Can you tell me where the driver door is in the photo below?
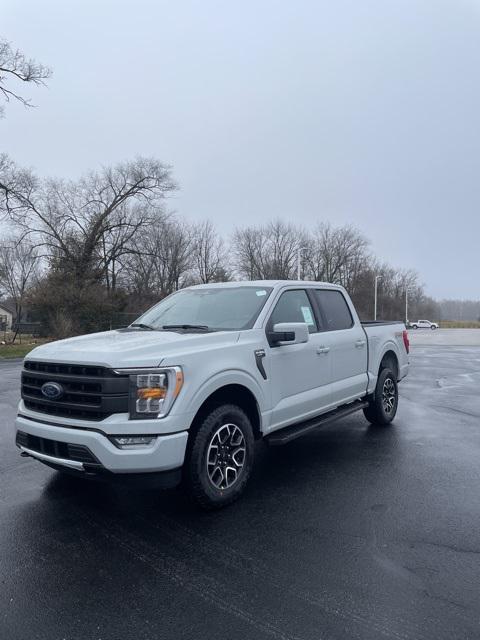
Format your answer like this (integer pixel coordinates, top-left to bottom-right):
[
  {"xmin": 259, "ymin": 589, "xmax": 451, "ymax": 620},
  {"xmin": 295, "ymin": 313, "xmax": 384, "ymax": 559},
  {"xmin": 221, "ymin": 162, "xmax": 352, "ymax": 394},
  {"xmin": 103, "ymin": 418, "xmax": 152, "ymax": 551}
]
[{"xmin": 265, "ymin": 289, "xmax": 332, "ymax": 432}]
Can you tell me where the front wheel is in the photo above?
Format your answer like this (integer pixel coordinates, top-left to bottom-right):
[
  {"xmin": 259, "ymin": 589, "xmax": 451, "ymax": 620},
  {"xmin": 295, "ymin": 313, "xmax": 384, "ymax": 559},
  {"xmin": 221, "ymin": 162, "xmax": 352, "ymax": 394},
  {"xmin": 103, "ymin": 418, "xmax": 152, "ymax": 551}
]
[
  {"xmin": 431, "ymin": 325, "xmax": 437, "ymax": 330},
  {"xmin": 363, "ymin": 368, "xmax": 398, "ymax": 426},
  {"xmin": 184, "ymin": 404, "xmax": 254, "ymax": 509}
]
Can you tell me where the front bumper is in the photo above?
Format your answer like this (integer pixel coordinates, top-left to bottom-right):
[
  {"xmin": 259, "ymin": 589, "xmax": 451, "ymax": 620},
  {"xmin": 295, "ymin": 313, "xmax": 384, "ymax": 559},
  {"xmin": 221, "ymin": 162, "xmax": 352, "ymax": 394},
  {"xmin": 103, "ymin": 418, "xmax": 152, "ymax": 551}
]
[{"xmin": 15, "ymin": 414, "xmax": 188, "ymax": 476}]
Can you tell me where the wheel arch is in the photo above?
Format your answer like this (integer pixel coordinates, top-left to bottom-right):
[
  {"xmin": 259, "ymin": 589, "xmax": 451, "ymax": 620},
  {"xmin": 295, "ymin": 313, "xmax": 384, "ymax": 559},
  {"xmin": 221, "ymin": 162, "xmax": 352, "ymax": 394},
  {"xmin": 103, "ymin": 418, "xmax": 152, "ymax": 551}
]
[
  {"xmin": 189, "ymin": 383, "xmax": 262, "ymax": 440},
  {"xmin": 379, "ymin": 349, "xmax": 399, "ymax": 381}
]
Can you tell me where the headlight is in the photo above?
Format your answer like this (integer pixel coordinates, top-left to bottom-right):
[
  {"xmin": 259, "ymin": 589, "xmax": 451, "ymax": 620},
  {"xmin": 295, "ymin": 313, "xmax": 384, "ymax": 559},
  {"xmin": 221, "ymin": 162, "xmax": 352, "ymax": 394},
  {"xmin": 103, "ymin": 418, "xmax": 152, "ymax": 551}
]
[{"xmin": 114, "ymin": 366, "xmax": 183, "ymax": 419}]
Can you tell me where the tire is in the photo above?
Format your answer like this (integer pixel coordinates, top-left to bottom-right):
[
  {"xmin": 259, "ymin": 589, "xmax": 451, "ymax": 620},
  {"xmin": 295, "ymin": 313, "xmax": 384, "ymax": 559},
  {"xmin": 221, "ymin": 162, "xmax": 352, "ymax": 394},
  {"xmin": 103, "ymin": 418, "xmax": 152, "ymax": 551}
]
[
  {"xmin": 412, "ymin": 324, "xmax": 418, "ymax": 329},
  {"xmin": 363, "ymin": 367, "xmax": 398, "ymax": 426},
  {"xmin": 431, "ymin": 325, "xmax": 437, "ymax": 330},
  {"xmin": 184, "ymin": 404, "xmax": 254, "ymax": 509}
]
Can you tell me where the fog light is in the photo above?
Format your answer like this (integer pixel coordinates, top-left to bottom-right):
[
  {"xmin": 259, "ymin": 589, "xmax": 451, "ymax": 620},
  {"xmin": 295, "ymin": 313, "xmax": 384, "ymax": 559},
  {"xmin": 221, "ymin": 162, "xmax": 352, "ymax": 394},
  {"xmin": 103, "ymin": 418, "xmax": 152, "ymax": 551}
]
[{"xmin": 110, "ymin": 436, "xmax": 157, "ymax": 449}]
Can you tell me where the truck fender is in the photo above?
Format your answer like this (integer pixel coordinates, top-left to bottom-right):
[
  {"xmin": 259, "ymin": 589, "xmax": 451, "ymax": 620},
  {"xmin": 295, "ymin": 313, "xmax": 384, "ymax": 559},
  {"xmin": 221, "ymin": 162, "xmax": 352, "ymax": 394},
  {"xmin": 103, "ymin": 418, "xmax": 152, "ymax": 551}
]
[
  {"xmin": 183, "ymin": 368, "xmax": 266, "ymax": 425},
  {"xmin": 368, "ymin": 341, "xmax": 400, "ymax": 393}
]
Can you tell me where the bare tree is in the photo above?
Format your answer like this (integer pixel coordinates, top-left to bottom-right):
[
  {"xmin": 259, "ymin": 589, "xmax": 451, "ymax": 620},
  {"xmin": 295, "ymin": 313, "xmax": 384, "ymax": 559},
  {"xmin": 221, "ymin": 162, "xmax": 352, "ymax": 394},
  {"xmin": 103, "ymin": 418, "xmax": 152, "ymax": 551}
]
[
  {"xmin": 124, "ymin": 216, "xmax": 193, "ymax": 306},
  {"xmin": 303, "ymin": 223, "xmax": 369, "ymax": 288},
  {"xmin": 348, "ymin": 259, "xmax": 426, "ymax": 321},
  {"xmin": 0, "ymin": 156, "xmax": 176, "ymax": 334},
  {"xmin": 0, "ymin": 39, "xmax": 51, "ymax": 117},
  {"xmin": 233, "ymin": 220, "xmax": 304, "ymax": 280},
  {"xmin": 191, "ymin": 220, "xmax": 229, "ymax": 283},
  {"xmin": 0, "ymin": 237, "xmax": 40, "ymax": 341},
  {"xmin": 0, "ymin": 156, "xmax": 176, "ymax": 274},
  {"xmin": 231, "ymin": 226, "xmax": 266, "ymax": 280},
  {"xmin": 98, "ymin": 201, "xmax": 166, "ymax": 295}
]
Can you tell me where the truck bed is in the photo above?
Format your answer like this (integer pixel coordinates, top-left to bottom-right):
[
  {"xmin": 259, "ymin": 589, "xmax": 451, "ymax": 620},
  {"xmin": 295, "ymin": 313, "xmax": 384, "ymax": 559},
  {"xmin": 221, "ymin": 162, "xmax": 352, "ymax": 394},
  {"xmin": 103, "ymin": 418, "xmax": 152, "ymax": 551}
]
[
  {"xmin": 362, "ymin": 320, "xmax": 409, "ymax": 392},
  {"xmin": 361, "ymin": 321, "xmax": 403, "ymax": 326}
]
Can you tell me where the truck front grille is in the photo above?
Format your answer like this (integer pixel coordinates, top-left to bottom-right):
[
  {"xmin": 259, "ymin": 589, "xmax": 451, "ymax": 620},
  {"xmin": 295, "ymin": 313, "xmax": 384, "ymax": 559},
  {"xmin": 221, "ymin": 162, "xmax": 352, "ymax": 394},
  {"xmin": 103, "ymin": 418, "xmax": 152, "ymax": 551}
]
[
  {"xmin": 16, "ymin": 430, "xmax": 100, "ymax": 464},
  {"xmin": 21, "ymin": 361, "xmax": 129, "ymax": 421}
]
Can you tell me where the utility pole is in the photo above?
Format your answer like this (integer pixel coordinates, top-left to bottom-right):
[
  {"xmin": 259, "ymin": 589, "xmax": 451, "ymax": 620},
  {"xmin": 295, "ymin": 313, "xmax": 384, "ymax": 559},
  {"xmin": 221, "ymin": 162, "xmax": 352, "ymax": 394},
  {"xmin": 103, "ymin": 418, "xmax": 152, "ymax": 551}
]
[
  {"xmin": 374, "ymin": 275, "xmax": 382, "ymax": 321},
  {"xmin": 405, "ymin": 287, "xmax": 410, "ymax": 326},
  {"xmin": 297, "ymin": 247, "xmax": 303, "ymax": 280}
]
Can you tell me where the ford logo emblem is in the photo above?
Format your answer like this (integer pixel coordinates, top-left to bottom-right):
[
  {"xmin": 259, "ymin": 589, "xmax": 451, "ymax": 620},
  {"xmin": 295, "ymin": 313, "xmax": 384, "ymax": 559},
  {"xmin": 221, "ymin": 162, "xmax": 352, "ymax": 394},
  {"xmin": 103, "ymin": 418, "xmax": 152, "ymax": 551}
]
[{"xmin": 41, "ymin": 381, "xmax": 64, "ymax": 400}]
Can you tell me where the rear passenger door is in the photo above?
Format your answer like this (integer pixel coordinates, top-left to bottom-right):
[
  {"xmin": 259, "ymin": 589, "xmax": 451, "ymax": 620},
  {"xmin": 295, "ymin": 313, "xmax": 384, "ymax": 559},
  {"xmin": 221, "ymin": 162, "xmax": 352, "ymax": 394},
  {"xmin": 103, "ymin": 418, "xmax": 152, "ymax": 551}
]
[{"xmin": 312, "ymin": 289, "xmax": 368, "ymax": 406}]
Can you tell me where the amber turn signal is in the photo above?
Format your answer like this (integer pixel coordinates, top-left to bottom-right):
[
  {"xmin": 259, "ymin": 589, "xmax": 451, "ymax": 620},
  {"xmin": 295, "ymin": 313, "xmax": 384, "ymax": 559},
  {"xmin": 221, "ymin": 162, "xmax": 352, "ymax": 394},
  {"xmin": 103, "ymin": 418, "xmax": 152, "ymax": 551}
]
[{"xmin": 137, "ymin": 388, "xmax": 166, "ymax": 400}]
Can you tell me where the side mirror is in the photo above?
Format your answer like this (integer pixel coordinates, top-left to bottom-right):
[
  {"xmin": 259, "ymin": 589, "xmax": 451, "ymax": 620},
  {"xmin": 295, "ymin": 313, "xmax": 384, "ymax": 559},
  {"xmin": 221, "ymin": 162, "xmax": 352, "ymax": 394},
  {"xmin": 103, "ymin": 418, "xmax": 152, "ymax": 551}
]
[{"xmin": 269, "ymin": 322, "xmax": 309, "ymax": 346}]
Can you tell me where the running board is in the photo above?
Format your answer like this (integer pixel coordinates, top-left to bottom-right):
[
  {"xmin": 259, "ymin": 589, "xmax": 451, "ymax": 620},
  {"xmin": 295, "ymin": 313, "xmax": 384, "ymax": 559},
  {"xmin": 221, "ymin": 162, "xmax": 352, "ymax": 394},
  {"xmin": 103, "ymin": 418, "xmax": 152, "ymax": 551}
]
[{"xmin": 265, "ymin": 400, "xmax": 370, "ymax": 446}]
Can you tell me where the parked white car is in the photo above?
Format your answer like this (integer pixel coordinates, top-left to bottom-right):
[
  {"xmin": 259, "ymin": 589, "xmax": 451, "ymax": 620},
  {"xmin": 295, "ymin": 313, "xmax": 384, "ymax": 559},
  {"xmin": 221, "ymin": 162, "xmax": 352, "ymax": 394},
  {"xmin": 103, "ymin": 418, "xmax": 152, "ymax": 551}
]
[
  {"xmin": 16, "ymin": 281, "xmax": 409, "ymax": 508},
  {"xmin": 410, "ymin": 319, "xmax": 438, "ymax": 330}
]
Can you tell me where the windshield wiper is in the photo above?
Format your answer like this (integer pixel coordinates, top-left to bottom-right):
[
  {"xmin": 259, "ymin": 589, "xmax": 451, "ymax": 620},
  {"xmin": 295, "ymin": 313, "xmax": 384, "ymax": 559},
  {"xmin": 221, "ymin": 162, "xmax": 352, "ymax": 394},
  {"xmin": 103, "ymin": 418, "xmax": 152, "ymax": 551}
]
[
  {"xmin": 162, "ymin": 324, "xmax": 210, "ymax": 332},
  {"xmin": 129, "ymin": 323, "xmax": 155, "ymax": 330}
]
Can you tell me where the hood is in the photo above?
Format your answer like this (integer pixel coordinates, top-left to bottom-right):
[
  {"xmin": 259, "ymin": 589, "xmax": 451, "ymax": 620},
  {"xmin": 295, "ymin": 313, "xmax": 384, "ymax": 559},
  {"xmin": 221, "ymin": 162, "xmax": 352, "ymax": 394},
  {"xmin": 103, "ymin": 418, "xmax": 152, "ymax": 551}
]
[{"xmin": 26, "ymin": 329, "xmax": 240, "ymax": 369}]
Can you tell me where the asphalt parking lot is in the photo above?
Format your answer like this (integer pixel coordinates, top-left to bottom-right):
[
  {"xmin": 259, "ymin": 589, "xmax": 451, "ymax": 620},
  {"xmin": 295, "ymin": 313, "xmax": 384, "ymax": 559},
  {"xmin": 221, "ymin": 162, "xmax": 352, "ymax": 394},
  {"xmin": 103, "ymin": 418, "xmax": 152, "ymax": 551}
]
[{"xmin": 1, "ymin": 330, "xmax": 480, "ymax": 640}]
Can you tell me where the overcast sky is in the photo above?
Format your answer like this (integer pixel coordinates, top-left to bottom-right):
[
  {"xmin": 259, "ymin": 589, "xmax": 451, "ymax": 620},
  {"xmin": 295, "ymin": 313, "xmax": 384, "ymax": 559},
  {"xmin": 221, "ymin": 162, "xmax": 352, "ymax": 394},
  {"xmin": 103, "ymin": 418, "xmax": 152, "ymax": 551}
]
[{"xmin": 2, "ymin": 0, "xmax": 480, "ymax": 299}]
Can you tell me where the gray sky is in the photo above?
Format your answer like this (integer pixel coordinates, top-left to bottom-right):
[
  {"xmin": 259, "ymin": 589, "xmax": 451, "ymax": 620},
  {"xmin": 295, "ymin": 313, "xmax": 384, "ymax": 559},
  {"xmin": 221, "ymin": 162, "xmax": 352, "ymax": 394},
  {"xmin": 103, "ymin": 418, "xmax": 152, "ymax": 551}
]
[{"xmin": 2, "ymin": 0, "xmax": 480, "ymax": 299}]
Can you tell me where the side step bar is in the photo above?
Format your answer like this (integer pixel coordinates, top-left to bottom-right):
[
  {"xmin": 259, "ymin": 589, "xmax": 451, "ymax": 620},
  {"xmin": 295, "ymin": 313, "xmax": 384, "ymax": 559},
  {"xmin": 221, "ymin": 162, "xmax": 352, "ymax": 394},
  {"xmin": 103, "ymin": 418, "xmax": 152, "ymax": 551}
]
[{"xmin": 265, "ymin": 400, "xmax": 370, "ymax": 446}]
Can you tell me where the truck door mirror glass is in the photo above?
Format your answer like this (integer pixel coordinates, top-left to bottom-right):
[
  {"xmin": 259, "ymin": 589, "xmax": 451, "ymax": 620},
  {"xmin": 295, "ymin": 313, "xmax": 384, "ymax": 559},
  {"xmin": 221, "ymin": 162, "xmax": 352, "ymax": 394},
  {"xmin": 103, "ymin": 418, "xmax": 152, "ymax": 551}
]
[{"xmin": 269, "ymin": 322, "xmax": 309, "ymax": 346}]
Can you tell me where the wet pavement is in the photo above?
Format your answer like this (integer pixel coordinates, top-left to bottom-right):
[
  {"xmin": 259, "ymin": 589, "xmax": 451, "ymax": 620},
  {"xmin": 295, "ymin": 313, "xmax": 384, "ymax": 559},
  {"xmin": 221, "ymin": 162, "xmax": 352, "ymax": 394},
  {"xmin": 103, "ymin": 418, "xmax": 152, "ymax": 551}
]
[
  {"xmin": 1, "ymin": 334, "xmax": 480, "ymax": 640},
  {"xmin": 409, "ymin": 327, "xmax": 480, "ymax": 346}
]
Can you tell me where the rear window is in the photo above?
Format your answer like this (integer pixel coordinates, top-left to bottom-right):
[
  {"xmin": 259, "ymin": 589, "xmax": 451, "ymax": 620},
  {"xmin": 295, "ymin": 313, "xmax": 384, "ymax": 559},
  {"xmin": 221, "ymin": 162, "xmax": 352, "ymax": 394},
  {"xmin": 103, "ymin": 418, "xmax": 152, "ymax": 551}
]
[{"xmin": 314, "ymin": 290, "xmax": 353, "ymax": 331}]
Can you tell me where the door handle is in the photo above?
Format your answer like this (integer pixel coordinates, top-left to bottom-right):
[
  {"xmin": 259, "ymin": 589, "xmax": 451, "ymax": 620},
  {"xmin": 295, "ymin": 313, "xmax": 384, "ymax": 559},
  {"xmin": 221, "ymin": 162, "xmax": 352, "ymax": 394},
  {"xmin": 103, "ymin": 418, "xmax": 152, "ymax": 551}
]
[
  {"xmin": 355, "ymin": 340, "xmax": 366, "ymax": 348},
  {"xmin": 316, "ymin": 346, "xmax": 330, "ymax": 355}
]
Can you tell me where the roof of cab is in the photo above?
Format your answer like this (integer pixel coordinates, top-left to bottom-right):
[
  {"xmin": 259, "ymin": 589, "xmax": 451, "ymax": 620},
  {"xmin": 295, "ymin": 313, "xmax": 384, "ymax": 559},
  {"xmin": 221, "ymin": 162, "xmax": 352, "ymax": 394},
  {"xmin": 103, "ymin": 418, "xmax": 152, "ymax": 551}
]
[{"xmin": 188, "ymin": 280, "xmax": 341, "ymax": 290}]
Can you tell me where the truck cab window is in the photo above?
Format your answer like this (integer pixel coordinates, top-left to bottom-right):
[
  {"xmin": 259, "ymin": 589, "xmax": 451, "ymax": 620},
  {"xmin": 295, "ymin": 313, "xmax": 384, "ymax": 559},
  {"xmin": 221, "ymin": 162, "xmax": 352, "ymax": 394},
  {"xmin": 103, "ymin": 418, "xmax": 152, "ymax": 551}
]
[
  {"xmin": 314, "ymin": 289, "xmax": 353, "ymax": 331},
  {"xmin": 269, "ymin": 289, "xmax": 317, "ymax": 333}
]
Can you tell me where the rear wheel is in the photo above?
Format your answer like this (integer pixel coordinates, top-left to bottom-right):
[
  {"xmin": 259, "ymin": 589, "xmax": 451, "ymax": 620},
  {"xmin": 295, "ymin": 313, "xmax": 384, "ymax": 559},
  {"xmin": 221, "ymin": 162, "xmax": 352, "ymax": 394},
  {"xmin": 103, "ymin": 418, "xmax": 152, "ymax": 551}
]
[
  {"xmin": 363, "ymin": 368, "xmax": 398, "ymax": 426},
  {"xmin": 184, "ymin": 404, "xmax": 254, "ymax": 509},
  {"xmin": 412, "ymin": 324, "xmax": 418, "ymax": 329}
]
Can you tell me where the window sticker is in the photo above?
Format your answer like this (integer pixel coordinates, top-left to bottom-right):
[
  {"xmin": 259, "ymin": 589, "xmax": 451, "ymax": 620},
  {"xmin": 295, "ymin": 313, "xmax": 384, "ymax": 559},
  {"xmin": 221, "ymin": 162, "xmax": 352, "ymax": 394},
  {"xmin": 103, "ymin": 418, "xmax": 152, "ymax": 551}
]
[
  {"xmin": 256, "ymin": 290, "xmax": 267, "ymax": 297},
  {"xmin": 301, "ymin": 306, "xmax": 314, "ymax": 325}
]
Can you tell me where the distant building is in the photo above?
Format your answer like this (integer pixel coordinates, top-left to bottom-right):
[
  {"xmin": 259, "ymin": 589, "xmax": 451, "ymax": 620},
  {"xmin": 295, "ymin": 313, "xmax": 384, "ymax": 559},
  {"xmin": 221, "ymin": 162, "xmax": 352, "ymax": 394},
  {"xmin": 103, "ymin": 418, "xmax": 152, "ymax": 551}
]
[{"xmin": 0, "ymin": 301, "xmax": 15, "ymax": 331}]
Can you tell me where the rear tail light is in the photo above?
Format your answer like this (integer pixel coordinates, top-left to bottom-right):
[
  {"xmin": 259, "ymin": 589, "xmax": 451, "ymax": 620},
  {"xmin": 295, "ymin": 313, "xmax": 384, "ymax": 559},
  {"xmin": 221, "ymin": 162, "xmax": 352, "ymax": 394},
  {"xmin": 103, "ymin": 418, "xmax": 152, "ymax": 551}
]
[{"xmin": 402, "ymin": 330, "xmax": 410, "ymax": 354}]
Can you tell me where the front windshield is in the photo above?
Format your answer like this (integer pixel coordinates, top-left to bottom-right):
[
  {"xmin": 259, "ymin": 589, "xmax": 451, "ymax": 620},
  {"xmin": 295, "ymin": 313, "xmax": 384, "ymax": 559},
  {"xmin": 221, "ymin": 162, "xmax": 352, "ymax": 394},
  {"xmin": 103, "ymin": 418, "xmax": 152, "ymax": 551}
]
[{"xmin": 133, "ymin": 286, "xmax": 273, "ymax": 331}]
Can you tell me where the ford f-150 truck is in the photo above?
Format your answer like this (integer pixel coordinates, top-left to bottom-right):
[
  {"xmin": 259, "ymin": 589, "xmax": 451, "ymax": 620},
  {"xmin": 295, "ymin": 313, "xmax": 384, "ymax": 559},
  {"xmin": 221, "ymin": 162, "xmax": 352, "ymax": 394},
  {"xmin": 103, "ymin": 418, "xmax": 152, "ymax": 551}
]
[
  {"xmin": 15, "ymin": 281, "xmax": 409, "ymax": 508},
  {"xmin": 409, "ymin": 319, "xmax": 438, "ymax": 330}
]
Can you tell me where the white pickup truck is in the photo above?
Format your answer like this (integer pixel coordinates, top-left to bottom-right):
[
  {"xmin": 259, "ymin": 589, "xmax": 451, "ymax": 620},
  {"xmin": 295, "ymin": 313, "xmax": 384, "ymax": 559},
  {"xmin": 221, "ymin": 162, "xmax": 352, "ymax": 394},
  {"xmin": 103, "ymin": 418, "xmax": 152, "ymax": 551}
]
[
  {"xmin": 409, "ymin": 319, "xmax": 439, "ymax": 330},
  {"xmin": 15, "ymin": 281, "xmax": 409, "ymax": 508}
]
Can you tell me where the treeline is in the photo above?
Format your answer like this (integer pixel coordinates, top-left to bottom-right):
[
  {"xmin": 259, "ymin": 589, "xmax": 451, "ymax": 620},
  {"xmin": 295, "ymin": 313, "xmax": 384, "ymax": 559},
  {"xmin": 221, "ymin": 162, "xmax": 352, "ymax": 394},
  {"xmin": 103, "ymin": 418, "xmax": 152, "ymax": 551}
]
[
  {"xmin": 435, "ymin": 300, "xmax": 480, "ymax": 322},
  {"xmin": 0, "ymin": 155, "xmax": 437, "ymax": 338}
]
